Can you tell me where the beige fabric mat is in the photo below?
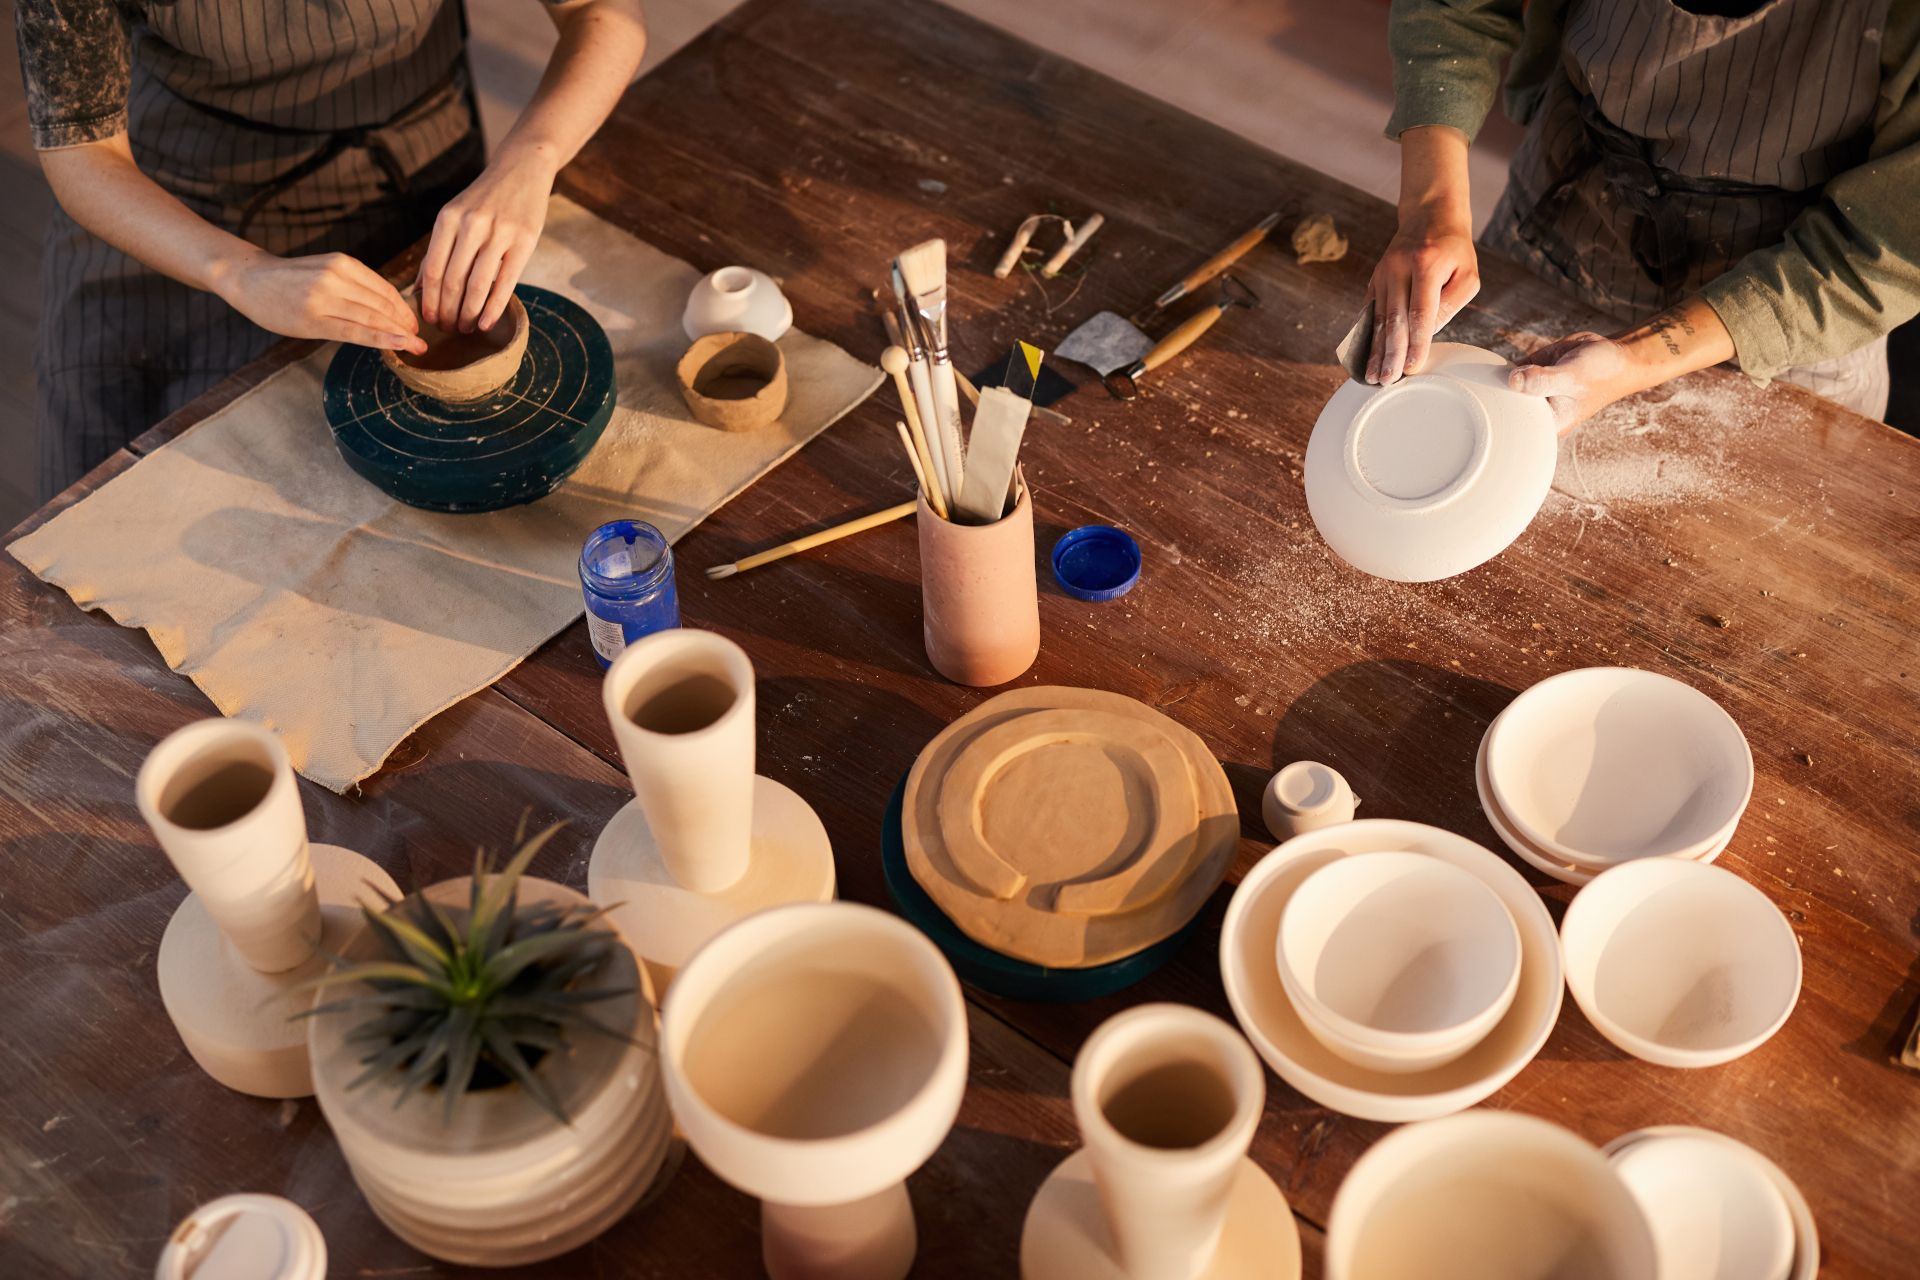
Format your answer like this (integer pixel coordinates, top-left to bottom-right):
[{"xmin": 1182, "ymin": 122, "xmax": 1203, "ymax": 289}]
[{"xmin": 11, "ymin": 196, "xmax": 881, "ymax": 791}]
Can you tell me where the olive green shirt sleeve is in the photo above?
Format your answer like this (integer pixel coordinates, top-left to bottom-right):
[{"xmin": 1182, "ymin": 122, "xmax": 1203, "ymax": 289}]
[
  {"xmin": 1384, "ymin": 0, "xmax": 1527, "ymax": 143},
  {"xmin": 1699, "ymin": 8, "xmax": 1920, "ymax": 380}
]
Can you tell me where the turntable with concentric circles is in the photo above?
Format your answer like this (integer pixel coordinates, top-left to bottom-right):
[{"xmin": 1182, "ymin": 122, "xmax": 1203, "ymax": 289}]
[{"xmin": 323, "ymin": 284, "xmax": 615, "ymax": 513}]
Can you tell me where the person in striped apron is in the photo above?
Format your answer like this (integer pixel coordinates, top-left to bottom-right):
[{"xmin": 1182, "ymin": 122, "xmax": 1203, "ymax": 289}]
[
  {"xmin": 15, "ymin": 0, "xmax": 648, "ymax": 499},
  {"xmin": 1367, "ymin": 0, "xmax": 1918, "ymax": 428}
]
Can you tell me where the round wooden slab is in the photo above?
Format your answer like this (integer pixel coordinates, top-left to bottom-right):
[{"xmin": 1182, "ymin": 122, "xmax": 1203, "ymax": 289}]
[
  {"xmin": 903, "ymin": 687, "xmax": 1238, "ymax": 968},
  {"xmin": 324, "ymin": 285, "xmax": 615, "ymax": 513}
]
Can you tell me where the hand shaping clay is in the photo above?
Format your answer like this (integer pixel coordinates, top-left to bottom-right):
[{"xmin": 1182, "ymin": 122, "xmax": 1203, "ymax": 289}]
[
  {"xmin": 381, "ymin": 293, "xmax": 530, "ymax": 402},
  {"xmin": 904, "ymin": 687, "xmax": 1238, "ymax": 968}
]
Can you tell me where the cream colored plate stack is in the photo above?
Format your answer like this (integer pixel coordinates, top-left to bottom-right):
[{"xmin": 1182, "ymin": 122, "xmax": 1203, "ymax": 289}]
[{"xmin": 904, "ymin": 686, "xmax": 1239, "ymax": 968}]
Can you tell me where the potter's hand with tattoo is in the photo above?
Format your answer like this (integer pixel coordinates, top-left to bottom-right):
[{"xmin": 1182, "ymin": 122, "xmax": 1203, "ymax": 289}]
[
  {"xmin": 1367, "ymin": 124, "xmax": 1479, "ymax": 385},
  {"xmin": 418, "ymin": 145, "xmax": 556, "ymax": 336},
  {"xmin": 1509, "ymin": 297, "xmax": 1735, "ymax": 434},
  {"xmin": 215, "ymin": 246, "xmax": 427, "ymax": 354}
]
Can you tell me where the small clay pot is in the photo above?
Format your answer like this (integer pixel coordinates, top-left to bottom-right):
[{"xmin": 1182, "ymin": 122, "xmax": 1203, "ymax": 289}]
[
  {"xmin": 677, "ymin": 332, "xmax": 789, "ymax": 432},
  {"xmin": 382, "ymin": 293, "xmax": 529, "ymax": 403}
]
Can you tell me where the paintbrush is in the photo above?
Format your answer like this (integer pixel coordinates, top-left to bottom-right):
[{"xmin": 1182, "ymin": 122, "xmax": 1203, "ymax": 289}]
[
  {"xmin": 706, "ymin": 501, "xmax": 918, "ymax": 579},
  {"xmin": 886, "ymin": 275, "xmax": 954, "ymax": 498},
  {"xmin": 896, "ymin": 240, "xmax": 967, "ymax": 494}
]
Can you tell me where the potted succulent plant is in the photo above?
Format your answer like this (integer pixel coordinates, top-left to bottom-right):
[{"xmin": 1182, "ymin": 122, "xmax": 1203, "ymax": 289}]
[{"xmin": 302, "ymin": 825, "xmax": 674, "ymax": 1267}]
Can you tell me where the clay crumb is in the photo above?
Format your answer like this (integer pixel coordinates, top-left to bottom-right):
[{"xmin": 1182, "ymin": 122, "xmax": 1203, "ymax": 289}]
[
  {"xmin": 1796, "ymin": 752, "xmax": 1813, "ymax": 766},
  {"xmin": 1292, "ymin": 213, "xmax": 1348, "ymax": 265},
  {"xmin": 1704, "ymin": 613, "xmax": 1731, "ymax": 629}
]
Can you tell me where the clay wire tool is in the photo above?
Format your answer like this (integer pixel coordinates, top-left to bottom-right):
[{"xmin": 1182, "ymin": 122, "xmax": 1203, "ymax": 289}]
[
  {"xmin": 881, "ymin": 344, "xmax": 950, "ymax": 517},
  {"xmin": 1104, "ymin": 274, "xmax": 1259, "ymax": 401},
  {"xmin": 886, "ymin": 278, "xmax": 955, "ymax": 499},
  {"xmin": 896, "ymin": 240, "xmax": 968, "ymax": 496},
  {"xmin": 1140, "ymin": 211, "xmax": 1280, "ymax": 318},
  {"xmin": 706, "ymin": 501, "xmax": 918, "ymax": 579},
  {"xmin": 993, "ymin": 212, "xmax": 1106, "ymax": 279}
]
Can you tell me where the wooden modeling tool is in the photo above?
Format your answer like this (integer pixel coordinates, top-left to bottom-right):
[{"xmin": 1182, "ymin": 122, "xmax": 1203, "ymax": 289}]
[
  {"xmin": 957, "ymin": 386, "xmax": 1034, "ymax": 523},
  {"xmin": 882, "ymin": 345, "xmax": 950, "ymax": 516},
  {"xmin": 896, "ymin": 421, "xmax": 946, "ymax": 517},
  {"xmin": 706, "ymin": 501, "xmax": 917, "ymax": 579},
  {"xmin": 1042, "ymin": 213, "xmax": 1104, "ymax": 277},
  {"xmin": 1146, "ymin": 211, "xmax": 1280, "ymax": 314},
  {"xmin": 1104, "ymin": 275, "xmax": 1259, "ymax": 400},
  {"xmin": 896, "ymin": 241, "xmax": 967, "ymax": 496}
]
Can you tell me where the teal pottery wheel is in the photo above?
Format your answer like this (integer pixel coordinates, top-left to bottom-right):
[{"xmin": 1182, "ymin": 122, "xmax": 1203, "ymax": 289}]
[
  {"xmin": 323, "ymin": 285, "xmax": 615, "ymax": 513},
  {"xmin": 879, "ymin": 773, "xmax": 1198, "ymax": 1002}
]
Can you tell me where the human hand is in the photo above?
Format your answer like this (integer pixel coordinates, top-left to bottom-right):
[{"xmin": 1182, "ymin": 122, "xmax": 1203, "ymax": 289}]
[
  {"xmin": 1507, "ymin": 332, "xmax": 1639, "ymax": 433},
  {"xmin": 1365, "ymin": 219, "xmax": 1479, "ymax": 385},
  {"xmin": 215, "ymin": 250, "xmax": 425, "ymax": 353},
  {"xmin": 418, "ymin": 148, "xmax": 557, "ymax": 335}
]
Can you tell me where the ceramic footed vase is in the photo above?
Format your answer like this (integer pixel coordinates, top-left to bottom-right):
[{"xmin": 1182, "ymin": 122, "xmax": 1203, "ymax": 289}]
[
  {"xmin": 661, "ymin": 903, "xmax": 969, "ymax": 1280},
  {"xmin": 587, "ymin": 628, "xmax": 834, "ymax": 993},
  {"xmin": 1021, "ymin": 1004, "xmax": 1302, "ymax": 1280},
  {"xmin": 136, "ymin": 718, "xmax": 397, "ymax": 1097}
]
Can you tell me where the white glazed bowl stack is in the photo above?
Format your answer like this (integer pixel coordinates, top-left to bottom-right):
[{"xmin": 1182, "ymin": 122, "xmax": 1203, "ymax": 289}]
[
  {"xmin": 1603, "ymin": 1126, "xmax": 1816, "ymax": 1280},
  {"xmin": 1477, "ymin": 667, "xmax": 1755, "ymax": 885}
]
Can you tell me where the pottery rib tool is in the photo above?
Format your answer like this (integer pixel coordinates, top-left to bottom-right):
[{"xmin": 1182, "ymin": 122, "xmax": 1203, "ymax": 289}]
[
  {"xmin": 1055, "ymin": 309, "xmax": 1155, "ymax": 378},
  {"xmin": 896, "ymin": 419, "xmax": 948, "ymax": 519},
  {"xmin": 882, "ymin": 345, "xmax": 950, "ymax": 516},
  {"xmin": 1336, "ymin": 298, "xmax": 1376, "ymax": 383},
  {"xmin": 896, "ymin": 241, "xmax": 967, "ymax": 495},
  {"xmin": 1145, "ymin": 211, "xmax": 1280, "ymax": 314},
  {"xmin": 705, "ymin": 501, "xmax": 918, "ymax": 579},
  {"xmin": 956, "ymin": 386, "xmax": 1034, "ymax": 524},
  {"xmin": 1104, "ymin": 276, "xmax": 1259, "ymax": 400}
]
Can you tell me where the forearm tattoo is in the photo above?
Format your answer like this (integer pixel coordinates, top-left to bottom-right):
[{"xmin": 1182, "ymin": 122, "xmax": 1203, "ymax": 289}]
[{"xmin": 1642, "ymin": 307, "xmax": 1697, "ymax": 358}]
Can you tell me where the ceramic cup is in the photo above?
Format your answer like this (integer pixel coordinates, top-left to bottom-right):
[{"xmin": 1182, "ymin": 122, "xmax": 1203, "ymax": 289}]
[
  {"xmin": 1072, "ymin": 1004, "xmax": 1265, "ymax": 1280},
  {"xmin": 155, "ymin": 1193, "xmax": 327, "ymax": 1280},
  {"xmin": 661, "ymin": 902, "xmax": 968, "ymax": 1280},
  {"xmin": 381, "ymin": 292, "xmax": 529, "ymax": 402},
  {"xmin": 136, "ymin": 718, "xmax": 320, "ymax": 974},
  {"xmin": 1261, "ymin": 760, "xmax": 1359, "ymax": 841},
  {"xmin": 917, "ymin": 481, "xmax": 1040, "ymax": 687},
  {"xmin": 602, "ymin": 629, "xmax": 756, "ymax": 894},
  {"xmin": 677, "ymin": 332, "xmax": 790, "ymax": 432},
  {"xmin": 682, "ymin": 265, "xmax": 794, "ymax": 342}
]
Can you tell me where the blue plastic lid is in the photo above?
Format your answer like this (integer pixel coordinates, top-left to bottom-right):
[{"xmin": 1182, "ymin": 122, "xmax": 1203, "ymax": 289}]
[{"xmin": 1052, "ymin": 525, "xmax": 1142, "ymax": 602}]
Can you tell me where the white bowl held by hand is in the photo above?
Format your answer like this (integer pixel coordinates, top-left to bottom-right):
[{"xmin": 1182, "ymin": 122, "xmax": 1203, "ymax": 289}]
[
  {"xmin": 683, "ymin": 265, "xmax": 794, "ymax": 342},
  {"xmin": 1305, "ymin": 343, "xmax": 1556, "ymax": 582},
  {"xmin": 1277, "ymin": 853, "xmax": 1520, "ymax": 1074},
  {"xmin": 1486, "ymin": 667, "xmax": 1753, "ymax": 867},
  {"xmin": 1561, "ymin": 859, "xmax": 1801, "ymax": 1068}
]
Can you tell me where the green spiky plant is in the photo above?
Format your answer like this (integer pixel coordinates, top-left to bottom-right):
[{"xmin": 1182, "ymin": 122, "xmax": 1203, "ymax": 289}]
[{"xmin": 299, "ymin": 823, "xmax": 633, "ymax": 1125}]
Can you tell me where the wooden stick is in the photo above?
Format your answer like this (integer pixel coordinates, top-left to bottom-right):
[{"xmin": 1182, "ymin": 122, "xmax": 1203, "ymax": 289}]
[
  {"xmin": 1041, "ymin": 212, "xmax": 1104, "ymax": 277},
  {"xmin": 706, "ymin": 502, "xmax": 917, "ymax": 579},
  {"xmin": 896, "ymin": 420, "xmax": 948, "ymax": 520},
  {"xmin": 882, "ymin": 346, "xmax": 949, "ymax": 516}
]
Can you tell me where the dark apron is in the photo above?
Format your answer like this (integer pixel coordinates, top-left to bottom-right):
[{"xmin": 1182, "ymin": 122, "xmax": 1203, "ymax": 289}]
[
  {"xmin": 1482, "ymin": 0, "xmax": 1891, "ymax": 416},
  {"xmin": 36, "ymin": 0, "xmax": 487, "ymax": 499}
]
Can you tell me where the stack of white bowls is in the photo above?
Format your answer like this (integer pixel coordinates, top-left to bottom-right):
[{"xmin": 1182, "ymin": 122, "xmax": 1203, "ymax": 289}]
[{"xmin": 1477, "ymin": 666, "xmax": 1754, "ymax": 884}]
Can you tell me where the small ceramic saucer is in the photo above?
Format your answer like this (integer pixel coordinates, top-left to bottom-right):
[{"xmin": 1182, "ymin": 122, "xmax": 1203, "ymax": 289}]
[
  {"xmin": 1305, "ymin": 343, "xmax": 1557, "ymax": 582},
  {"xmin": 1218, "ymin": 820, "xmax": 1561, "ymax": 1123},
  {"xmin": 1019, "ymin": 1151, "xmax": 1301, "ymax": 1280},
  {"xmin": 1603, "ymin": 1126, "xmax": 1817, "ymax": 1280},
  {"xmin": 588, "ymin": 775, "xmax": 835, "ymax": 990}
]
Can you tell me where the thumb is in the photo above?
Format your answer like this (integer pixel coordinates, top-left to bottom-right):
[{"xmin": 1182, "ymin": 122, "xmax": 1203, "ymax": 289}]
[{"xmin": 1509, "ymin": 364, "xmax": 1583, "ymax": 398}]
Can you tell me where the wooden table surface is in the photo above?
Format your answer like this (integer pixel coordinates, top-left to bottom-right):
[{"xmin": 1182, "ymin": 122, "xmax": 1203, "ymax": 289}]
[{"xmin": 5, "ymin": 0, "xmax": 1919, "ymax": 1275}]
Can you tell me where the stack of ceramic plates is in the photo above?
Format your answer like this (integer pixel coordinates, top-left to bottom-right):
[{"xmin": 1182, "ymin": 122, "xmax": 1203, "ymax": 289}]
[
  {"xmin": 1219, "ymin": 820, "xmax": 1562, "ymax": 1123},
  {"xmin": 897, "ymin": 686, "xmax": 1238, "ymax": 985},
  {"xmin": 1477, "ymin": 666, "xmax": 1754, "ymax": 884},
  {"xmin": 1603, "ymin": 1127, "xmax": 1816, "ymax": 1280},
  {"xmin": 1305, "ymin": 343, "xmax": 1557, "ymax": 582}
]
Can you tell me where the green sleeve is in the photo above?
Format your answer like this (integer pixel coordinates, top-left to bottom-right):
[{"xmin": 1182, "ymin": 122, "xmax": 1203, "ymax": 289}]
[
  {"xmin": 1385, "ymin": 0, "xmax": 1527, "ymax": 142},
  {"xmin": 1700, "ymin": 14, "xmax": 1920, "ymax": 379}
]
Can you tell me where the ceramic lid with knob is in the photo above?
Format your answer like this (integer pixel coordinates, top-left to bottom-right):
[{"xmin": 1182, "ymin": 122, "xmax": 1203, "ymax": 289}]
[
  {"xmin": 155, "ymin": 1194, "xmax": 325, "ymax": 1280},
  {"xmin": 1305, "ymin": 343, "xmax": 1557, "ymax": 582}
]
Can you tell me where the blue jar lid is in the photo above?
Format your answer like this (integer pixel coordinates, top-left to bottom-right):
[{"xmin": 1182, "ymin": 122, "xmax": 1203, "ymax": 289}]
[{"xmin": 1052, "ymin": 525, "xmax": 1141, "ymax": 602}]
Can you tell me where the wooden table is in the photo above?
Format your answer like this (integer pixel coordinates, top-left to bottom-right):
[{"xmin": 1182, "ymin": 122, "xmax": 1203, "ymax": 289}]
[{"xmin": 6, "ymin": 1, "xmax": 1918, "ymax": 1274}]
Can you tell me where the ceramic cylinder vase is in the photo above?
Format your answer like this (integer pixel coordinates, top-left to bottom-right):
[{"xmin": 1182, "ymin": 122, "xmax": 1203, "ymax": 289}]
[
  {"xmin": 136, "ymin": 719, "xmax": 320, "ymax": 974},
  {"xmin": 917, "ymin": 482, "xmax": 1040, "ymax": 687},
  {"xmin": 661, "ymin": 902, "xmax": 969, "ymax": 1280},
  {"xmin": 602, "ymin": 629, "xmax": 755, "ymax": 894},
  {"xmin": 1074, "ymin": 1004, "xmax": 1265, "ymax": 1280}
]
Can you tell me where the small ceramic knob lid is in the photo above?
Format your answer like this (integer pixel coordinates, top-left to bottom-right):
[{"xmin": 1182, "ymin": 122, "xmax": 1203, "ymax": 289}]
[
  {"xmin": 156, "ymin": 1194, "xmax": 325, "ymax": 1280},
  {"xmin": 1262, "ymin": 761, "xmax": 1358, "ymax": 842}
]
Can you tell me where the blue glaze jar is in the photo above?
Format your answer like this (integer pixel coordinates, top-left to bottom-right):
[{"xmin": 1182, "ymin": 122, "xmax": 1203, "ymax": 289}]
[{"xmin": 579, "ymin": 520, "xmax": 680, "ymax": 668}]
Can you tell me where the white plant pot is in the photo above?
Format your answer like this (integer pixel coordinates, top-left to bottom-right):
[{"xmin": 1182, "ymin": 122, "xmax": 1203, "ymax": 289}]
[
  {"xmin": 661, "ymin": 902, "xmax": 968, "ymax": 1280},
  {"xmin": 682, "ymin": 265, "xmax": 794, "ymax": 342},
  {"xmin": 307, "ymin": 876, "xmax": 672, "ymax": 1267}
]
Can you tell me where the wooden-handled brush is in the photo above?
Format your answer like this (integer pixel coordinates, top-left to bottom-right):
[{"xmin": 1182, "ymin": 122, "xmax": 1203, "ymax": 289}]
[{"xmin": 896, "ymin": 240, "xmax": 967, "ymax": 494}]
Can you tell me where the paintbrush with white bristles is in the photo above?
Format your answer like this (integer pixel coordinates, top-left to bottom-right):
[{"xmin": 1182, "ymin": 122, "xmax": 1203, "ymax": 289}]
[{"xmin": 896, "ymin": 239, "xmax": 967, "ymax": 495}]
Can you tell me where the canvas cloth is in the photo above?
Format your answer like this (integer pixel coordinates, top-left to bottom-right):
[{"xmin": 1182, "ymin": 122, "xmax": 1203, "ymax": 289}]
[{"xmin": 10, "ymin": 196, "xmax": 882, "ymax": 791}]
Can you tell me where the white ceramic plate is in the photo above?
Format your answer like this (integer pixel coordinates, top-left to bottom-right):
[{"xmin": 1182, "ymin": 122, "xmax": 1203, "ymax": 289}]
[
  {"xmin": 1603, "ymin": 1127, "xmax": 1817, "ymax": 1280},
  {"xmin": 1305, "ymin": 343, "xmax": 1557, "ymax": 582},
  {"xmin": 1218, "ymin": 820, "xmax": 1561, "ymax": 1123}
]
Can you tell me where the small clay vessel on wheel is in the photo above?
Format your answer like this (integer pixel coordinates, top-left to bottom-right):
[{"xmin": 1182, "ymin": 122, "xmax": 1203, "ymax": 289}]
[{"xmin": 382, "ymin": 292, "xmax": 530, "ymax": 402}]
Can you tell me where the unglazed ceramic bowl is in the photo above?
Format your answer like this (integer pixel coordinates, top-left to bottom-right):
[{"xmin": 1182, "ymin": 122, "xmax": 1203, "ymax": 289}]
[
  {"xmin": 382, "ymin": 292, "xmax": 530, "ymax": 402},
  {"xmin": 1305, "ymin": 343, "xmax": 1557, "ymax": 582},
  {"xmin": 1218, "ymin": 820, "xmax": 1561, "ymax": 1123},
  {"xmin": 1485, "ymin": 666, "xmax": 1753, "ymax": 867},
  {"xmin": 1560, "ymin": 859, "xmax": 1801, "ymax": 1068},
  {"xmin": 1277, "ymin": 852, "xmax": 1520, "ymax": 1074},
  {"xmin": 682, "ymin": 265, "xmax": 793, "ymax": 342},
  {"xmin": 676, "ymin": 332, "xmax": 789, "ymax": 432},
  {"xmin": 1604, "ymin": 1126, "xmax": 1816, "ymax": 1280},
  {"xmin": 1326, "ymin": 1112, "xmax": 1657, "ymax": 1280}
]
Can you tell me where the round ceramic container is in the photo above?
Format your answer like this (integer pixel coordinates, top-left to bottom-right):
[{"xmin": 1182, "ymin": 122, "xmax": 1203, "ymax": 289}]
[
  {"xmin": 1603, "ymin": 1126, "xmax": 1817, "ymax": 1280},
  {"xmin": 156, "ymin": 1194, "xmax": 326, "ymax": 1280},
  {"xmin": 682, "ymin": 265, "xmax": 793, "ymax": 342},
  {"xmin": 1485, "ymin": 667, "xmax": 1753, "ymax": 867},
  {"xmin": 1304, "ymin": 343, "xmax": 1557, "ymax": 582},
  {"xmin": 1218, "ymin": 820, "xmax": 1562, "ymax": 1123}
]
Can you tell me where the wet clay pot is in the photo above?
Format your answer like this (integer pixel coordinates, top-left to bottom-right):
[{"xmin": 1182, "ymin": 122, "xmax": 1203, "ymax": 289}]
[
  {"xmin": 917, "ymin": 481, "xmax": 1040, "ymax": 687},
  {"xmin": 676, "ymin": 331, "xmax": 789, "ymax": 432},
  {"xmin": 382, "ymin": 293, "xmax": 529, "ymax": 402}
]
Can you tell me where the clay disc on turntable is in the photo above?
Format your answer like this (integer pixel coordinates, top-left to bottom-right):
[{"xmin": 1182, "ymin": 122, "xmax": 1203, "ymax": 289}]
[{"xmin": 904, "ymin": 687, "xmax": 1238, "ymax": 968}]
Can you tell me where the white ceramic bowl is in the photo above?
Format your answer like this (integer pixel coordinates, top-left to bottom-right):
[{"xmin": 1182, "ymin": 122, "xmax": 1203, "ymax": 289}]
[
  {"xmin": 682, "ymin": 265, "xmax": 793, "ymax": 342},
  {"xmin": 1219, "ymin": 821, "xmax": 1562, "ymax": 1123},
  {"xmin": 1486, "ymin": 667, "xmax": 1753, "ymax": 867},
  {"xmin": 1560, "ymin": 859, "xmax": 1801, "ymax": 1068},
  {"xmin": 1305, "ymin": 343, "xmax": 1557, "ymax": 583},
  {"xmin": 1326, "ymin": 1111, "xmax": 1658, "ymax": 1280},
  {"xmin": 1475, "ymin": 717, "xmax": 1728, "ymax": 886},
  {"xmin": 1276, "ymin": 853, "xmax": 1520, "ymax": 1074},
  {"xmin": 1604, "ymin": 1126, "xmax": 1816, "ymax": 1280}
]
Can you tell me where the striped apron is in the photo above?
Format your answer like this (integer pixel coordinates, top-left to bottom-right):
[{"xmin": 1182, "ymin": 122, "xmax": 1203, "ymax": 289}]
[
  {"xmin": 1482, "ymin": 0, "xmax": 1892, "ymax": 418},
  {"xmin": 36, "ymin": 0, "xmax": 485, "ymax": 499}
]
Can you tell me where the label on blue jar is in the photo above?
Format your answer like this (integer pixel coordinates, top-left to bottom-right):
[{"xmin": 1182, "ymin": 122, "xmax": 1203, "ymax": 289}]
[{"xmin": 586, "ymin": 611, "xmax": 628, "ymax": 662}]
